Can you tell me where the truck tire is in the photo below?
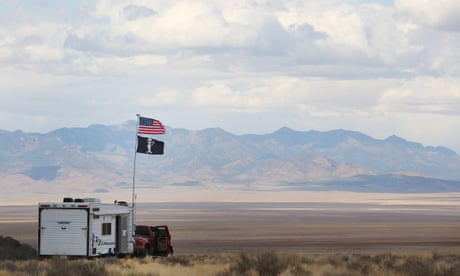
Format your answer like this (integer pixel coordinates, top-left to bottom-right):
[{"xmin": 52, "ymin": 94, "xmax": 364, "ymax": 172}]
[
  {"xmin": 145, "ymin": 245, "xmax": 151, "ymax": 256},
  {"xmin": 133, "ymin": 247, "xmax": 147, "ymax": 258}
]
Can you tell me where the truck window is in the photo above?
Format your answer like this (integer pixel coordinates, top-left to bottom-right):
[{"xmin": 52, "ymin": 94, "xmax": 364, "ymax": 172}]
[
  {"xmin": 102, "ymin": 223, "xmax": 111, "ymax": 235},
  {"xmin": 158, "ymin": 228, "xmax": 166, "ymax": 237},
  {"xmin": 135, "ymin": 226, "xmax": 149, "ymax": 237}
]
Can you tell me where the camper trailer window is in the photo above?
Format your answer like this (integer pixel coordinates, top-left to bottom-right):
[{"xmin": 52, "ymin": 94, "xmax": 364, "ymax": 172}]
[{"xmin": 102, "ymin": 222, "xmax": 112, "ymax": 235}]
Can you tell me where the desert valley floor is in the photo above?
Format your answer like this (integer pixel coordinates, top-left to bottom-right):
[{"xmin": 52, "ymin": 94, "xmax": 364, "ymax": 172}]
[{"xmin": 1, "ymin": 194, "xmax": 460, "ymax": 255}]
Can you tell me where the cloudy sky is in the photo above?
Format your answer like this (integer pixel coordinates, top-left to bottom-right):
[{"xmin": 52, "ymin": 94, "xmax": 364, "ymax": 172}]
[{"xmin": 1, "ymin": 0, "xmax": 459, "ymax": 152}]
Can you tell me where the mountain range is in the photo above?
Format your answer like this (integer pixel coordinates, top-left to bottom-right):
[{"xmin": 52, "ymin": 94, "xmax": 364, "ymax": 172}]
[{"xmin": 1, "ymin": 121, "xmax": 460, "ymax": 197}]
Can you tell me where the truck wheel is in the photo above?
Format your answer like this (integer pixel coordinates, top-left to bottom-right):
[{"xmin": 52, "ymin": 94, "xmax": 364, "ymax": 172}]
[
  {"xmin": 134, "ymin": 247, "xmax": 147, "ymax": 258},
  {"xmin": 145, "ymin": 245, "xmax": 151, "ymax": 256}
]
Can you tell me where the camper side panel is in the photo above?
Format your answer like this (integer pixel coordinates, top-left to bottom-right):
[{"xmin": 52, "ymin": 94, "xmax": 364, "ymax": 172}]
[
  {"xmin": 91, "ymin": 214, "xmax": 117, "ymax": 255},
  {"xmin": 39, "ymin": 208, "xmax": 89, "ymax": 256}
]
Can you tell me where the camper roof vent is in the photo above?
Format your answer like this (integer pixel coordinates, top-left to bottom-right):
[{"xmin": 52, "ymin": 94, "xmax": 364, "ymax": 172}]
[
  {"xmin": 63, "ymin": 197, "xmax": 74, "ymax": 202},
  {"xmin": 83, "ymin": 198, "xmax": 101, "ymax": 203},
  {"xmin": 117, "ymin": 201, "xmax": 129, "ymax": 207}
]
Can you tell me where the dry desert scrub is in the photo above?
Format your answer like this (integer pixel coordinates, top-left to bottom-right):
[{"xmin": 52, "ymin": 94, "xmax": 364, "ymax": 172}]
[{"xmin": 1, "ymin": 252, "xmax": 460, "ymax": 275}]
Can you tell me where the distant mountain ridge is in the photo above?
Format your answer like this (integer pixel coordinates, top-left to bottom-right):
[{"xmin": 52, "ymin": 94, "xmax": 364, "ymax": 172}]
[{"xmin": 1, "ymin": 122, "xmax": 460, "ymax": 194}]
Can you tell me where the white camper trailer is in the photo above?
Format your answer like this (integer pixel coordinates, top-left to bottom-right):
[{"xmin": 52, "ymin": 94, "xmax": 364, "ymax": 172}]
[{"xmin": 38, "ymin": 198, "xmax": 134, "ymax": 257}]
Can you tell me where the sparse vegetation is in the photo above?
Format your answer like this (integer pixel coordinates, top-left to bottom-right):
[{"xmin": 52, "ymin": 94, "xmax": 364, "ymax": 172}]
[
  {"xmin": 1, "ymin": 237, "xmax": 460, "ymax": 276},
  {"xmin": 0, "ymin": 236, "xmax": 37, "ymax": 260}
]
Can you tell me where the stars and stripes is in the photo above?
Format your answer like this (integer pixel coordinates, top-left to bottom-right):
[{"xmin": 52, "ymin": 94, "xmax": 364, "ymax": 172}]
[{"xmin": 137, "ymin": 116, "xmax": 165, "ymax": 135}]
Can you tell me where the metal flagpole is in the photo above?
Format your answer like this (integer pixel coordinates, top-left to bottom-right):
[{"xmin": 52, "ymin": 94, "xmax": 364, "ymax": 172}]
[{"xmin": 132, "ymin": 114, "xmax": 140, "ymax": 238}]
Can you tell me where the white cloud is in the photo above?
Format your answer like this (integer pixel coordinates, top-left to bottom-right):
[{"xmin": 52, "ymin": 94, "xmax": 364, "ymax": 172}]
[
  {"xmin": 312, "ymin": 4, "xmax": 369, "ymax": 51},
  {"xmin": 67, "ymin": 1, "xmax": 256, "ymax": 53},
  {"xmin": 0, "ymin": 22, "xmax": 68, "ymax": 65},
  {"xmin": 192, "ymin": 76, "xmax": 395, "ymax": 117},
  {"xmin": 378, "ymin": 77, "xmax": 460, "ymax": 114},
  {"xmin": 395, "ymin": 0, "xmax": 460, "ymax": 31},
  {"xmin": 24, "ymin": 45, "xmax": 64, "ymax": 63},
  {"xmin": 122, "ymin": 4, "xmax": 156, "ymax": 21},
  {"xmin": 0, "ymin": 46, "xmax": 13, "ymax": 61},
  {"xmin": 193, "ymin": 83, "xmax": 264, "ymax": 111},
  {"xmin": 129, "ymin": 55, "xmax": 168, "ymax": 66},
  {"xmin": 139, "ymin": 90, "xmax": 178, "ymax": 106}
]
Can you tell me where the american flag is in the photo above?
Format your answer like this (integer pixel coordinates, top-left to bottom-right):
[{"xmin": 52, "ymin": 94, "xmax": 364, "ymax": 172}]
[{"xmin": 137, "ymin": 116, "xmax": 165, "ymax": 135}]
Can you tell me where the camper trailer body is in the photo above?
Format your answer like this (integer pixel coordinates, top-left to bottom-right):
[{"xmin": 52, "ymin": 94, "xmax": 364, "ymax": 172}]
[{"xmin": 38, "ymin": 198, "xmax": 133, "ymax": 257}]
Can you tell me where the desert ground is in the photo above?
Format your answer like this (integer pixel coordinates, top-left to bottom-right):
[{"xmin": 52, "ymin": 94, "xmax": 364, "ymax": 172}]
[{"xmin": 1, "ymin": 192, "xmax": 460, "ymax": 255}]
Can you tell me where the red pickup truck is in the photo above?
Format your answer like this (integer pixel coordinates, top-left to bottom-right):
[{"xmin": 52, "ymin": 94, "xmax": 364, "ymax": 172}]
[{"xmin": 134, "ymin": 225, "xmax": 174, "ymax": 257}]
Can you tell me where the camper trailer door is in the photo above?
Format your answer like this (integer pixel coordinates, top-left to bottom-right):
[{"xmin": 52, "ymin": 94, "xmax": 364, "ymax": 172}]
[{"xmin": 39, "ymin": 208, "xmax": 89, "ymax": 256}]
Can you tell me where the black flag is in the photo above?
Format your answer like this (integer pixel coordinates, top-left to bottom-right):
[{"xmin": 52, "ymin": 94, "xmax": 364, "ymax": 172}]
[{"xmin": 137, "ymin": 136, "xmax": 164, "ymax": 155}]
